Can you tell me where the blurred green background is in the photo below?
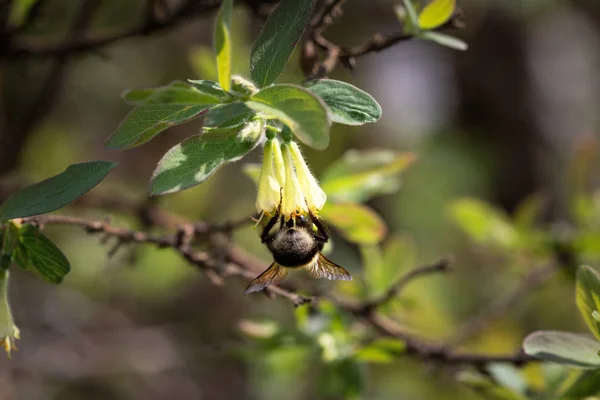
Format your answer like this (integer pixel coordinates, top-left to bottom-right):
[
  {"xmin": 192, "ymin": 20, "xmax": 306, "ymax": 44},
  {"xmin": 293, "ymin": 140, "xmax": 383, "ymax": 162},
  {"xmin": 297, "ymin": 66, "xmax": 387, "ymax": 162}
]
[{"xmin": 2, "ymin": 0, "xmax": 600, "ymax": 399}]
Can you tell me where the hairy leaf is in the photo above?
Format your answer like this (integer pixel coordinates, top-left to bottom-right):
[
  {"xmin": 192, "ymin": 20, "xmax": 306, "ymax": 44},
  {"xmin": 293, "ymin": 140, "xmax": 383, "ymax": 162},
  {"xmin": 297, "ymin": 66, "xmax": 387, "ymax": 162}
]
[
  {"xmin": 246, "ymin": 84, "xmax": 330, "ymax": 149},
  {"xmin": 150, "ymin": 119, "xmax": 264, "ymax": 195},
  {"xmin": 106, "ymin": 83, "xmax": 220, "ymax": 150},
  {"xmin": 250, "ymin": 0, "xmax": 314, "ymax": 87},
  {"xmin": 303, "ymin": 79, "xmax": 382, "ymax": 125},
  {"xmin": 188, "ymin": 79, "xmax": 231, "ymax": 101},
  {"xmin": 203, "ymin": 102, "xmax": 256, "ymax": 130},
  {"xmin": 0, "ymin": 161, "xmax": 117, "ymax": 220}
]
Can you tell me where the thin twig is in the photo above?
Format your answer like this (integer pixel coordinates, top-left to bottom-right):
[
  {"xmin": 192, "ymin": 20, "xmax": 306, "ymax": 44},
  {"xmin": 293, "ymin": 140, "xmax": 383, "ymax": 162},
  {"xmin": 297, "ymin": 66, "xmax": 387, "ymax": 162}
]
[{"xmin": 363, "ymin": 258, "xmax": 453, "ymax": 311}]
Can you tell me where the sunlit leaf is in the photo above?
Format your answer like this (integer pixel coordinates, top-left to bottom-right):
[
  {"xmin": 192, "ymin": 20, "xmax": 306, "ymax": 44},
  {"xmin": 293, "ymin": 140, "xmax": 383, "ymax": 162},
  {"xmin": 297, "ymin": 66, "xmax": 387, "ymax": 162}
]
[
  {"xmin": 106, "ymin": 83, "xmax": 220, "ymax": 150},
  {"xmin": 303, "ymin": 79, "xmax": 382, "ymax": 126},
  {"xmin": 150, "ymin": 119, "xmax": 264, "ymax": 195},
  {"xmin": 577, "ymin": 265, "xmax": 600, "ymax": 340},
  {"xmin": 321, "ymin": 202, "xmax": 387, "ymax": 245},
  {"xmin": 246, "ymin": 84, "xmax": 330, "ymax": 150},
  {"xmin": 214, "ymin": 0, "xmax": 233, "ymax": 91},
  {"xmin": 449, "ymin": 198, "xmax": 518, "ymax": 250},
  {"xmin": 418, "ymin": 0, "xmax": 455, "ymax": 30},
  {"xmin": 321, "ymin": 150, "xmax": 416, "ymax": 203},
  {"xmin": 355, "ymin": 337, "xmax": 406, "ymax": 363},
  {"xmin": 523, "ymin": 331, "xmax": 600, "ymax": 369},
  {"xmin": 0, "ymin": 161, "xmax": 117, "ymax": 220},
  {"xmin": 364, "ymin": 235, "xmax": 416, "ymax": 297},
  {"xmin": 14, "ymin": 224, "xmax": 70, "ymax": 284},
  {"xmin": 250, "ymin": 0, "xmax": 314, "ymax": 87}
]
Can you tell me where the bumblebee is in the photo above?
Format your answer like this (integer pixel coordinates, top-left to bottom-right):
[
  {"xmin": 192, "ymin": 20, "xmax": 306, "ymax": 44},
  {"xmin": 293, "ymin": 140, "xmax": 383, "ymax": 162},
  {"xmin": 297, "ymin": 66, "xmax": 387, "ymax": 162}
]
[{"xmin": 244, "ymin": 204, "xmax": 352, "ymax": 294}]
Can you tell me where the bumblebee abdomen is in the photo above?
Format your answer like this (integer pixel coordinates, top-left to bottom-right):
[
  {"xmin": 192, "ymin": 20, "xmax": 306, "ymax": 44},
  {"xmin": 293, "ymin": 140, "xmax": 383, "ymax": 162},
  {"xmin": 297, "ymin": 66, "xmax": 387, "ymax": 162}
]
[{"xmin": 268, "ymin": 228, "xmax": 323, "ymax": 267}]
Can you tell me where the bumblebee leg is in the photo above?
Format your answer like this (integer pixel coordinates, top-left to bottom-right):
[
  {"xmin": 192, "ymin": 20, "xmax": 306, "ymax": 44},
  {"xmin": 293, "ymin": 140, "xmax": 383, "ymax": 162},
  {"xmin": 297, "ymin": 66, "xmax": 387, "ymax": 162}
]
[
  {"xmin": 261, "ymin": 193, "xmax": 283, "ymax": 243},
  {"xmin": 307, "ymin": 205, "xmax": 329, "ymax": 242}
]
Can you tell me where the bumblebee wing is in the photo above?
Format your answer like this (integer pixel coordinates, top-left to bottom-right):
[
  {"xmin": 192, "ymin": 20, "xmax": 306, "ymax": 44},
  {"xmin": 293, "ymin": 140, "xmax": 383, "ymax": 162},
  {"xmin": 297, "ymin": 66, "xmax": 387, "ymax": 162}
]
[
  {"xmin": 244, "ymin": 262, "xmax": 288, "ymax": 294},
  {"xmin": 307, "ymin": 253, "xmax": 352, "ymax": 281}
]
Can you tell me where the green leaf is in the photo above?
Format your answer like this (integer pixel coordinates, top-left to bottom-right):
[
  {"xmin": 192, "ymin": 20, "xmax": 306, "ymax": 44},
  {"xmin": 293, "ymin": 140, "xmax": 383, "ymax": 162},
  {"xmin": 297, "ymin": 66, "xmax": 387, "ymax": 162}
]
[
  {"xmin": 419, "ymin": 31, "xmax": 468, "ymax": 51},
  {"xmin": 320, "ymin": 202, "xmax": 387, "ymax": 245},
  {"xmin": 561, "ymin": 370, "xmax": 600, "ymax": 399},
  {"xmin": 355, "ymin": 337, "xmax": 406, "ymax": 363},
  {"xmin": 487, "ymin": 364, "xmax": 527, "ymax": 395},
  {"xmin": 250, "ymin": 0, "xmax": 314, "ymax": 87},
  {"xmin": 577, "ymin": 265, "xmax": 600, "ymax": 340},
  {"xmin": 121, "ymin": 82, "xmax": 191, "ymax": 105},
  {"xmin": 187, "ymin": 79, "xmax": 231, "ymax": 101},
  {"xmin": 8, "ymin": 0, "xmax": 37, "ymax": 26},
  {"xmin": 14, "ymin": 224, "xmax": 70, "ymax": 284},
  {"xmin": 449, "ymin": 198, "xmax": 518, "ymax": 250},
  {"xmin": 150, "ymin": 119, "xmax": 264, "ymax": 195},
  {"xmin": 523, "ymin": 331, "xmax": 600, "ymax": 369},
  {"xmin": 203, "ymin": 102, "xmax": 256, "ymax": 130},
  {"xmin": 365, "ymin": 235, "xmax": 416, "ymax": 297},
  {"xmin": 303, "ymin": 79, "xmax": 382, "ymax": 126},
  {"xmin": 214, "ymin": 0, "xmax": 233, "ymax": 91},
  {"xmin": 106, "ymin": 83, "xmax": 220, "ymax": 150},
  {"xmin": 321, "ymin": 150, "xmax": 416, "ymax": 202},
  {"xmin": 456, "ymin": 371, "xmax": 529, "ymax": 400},
  {"xmin": 317, "ymin": 359, "xmax": 364, "ymax": 398},
  {"xmin": 418, "ymin": 0, "xmax": 455, "ymax": 30},
  {"xmin": 0, "ymin": 161, "xmax": 117, "ymax": 220},
  {"xmin": 246, "ymin": 84, "xmax": 330, "ymax": 150}
]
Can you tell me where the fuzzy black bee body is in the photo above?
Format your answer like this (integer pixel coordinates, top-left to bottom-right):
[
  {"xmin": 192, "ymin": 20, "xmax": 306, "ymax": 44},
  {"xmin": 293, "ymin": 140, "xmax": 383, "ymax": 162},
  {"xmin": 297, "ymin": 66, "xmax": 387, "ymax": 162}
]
[
  {"xmin": 266, "ymin": 218, "xmax": 324, "ymax": 267},
  {"xmin": 244, "ymin": 207, "xmax": 352, "ymax": 294}
]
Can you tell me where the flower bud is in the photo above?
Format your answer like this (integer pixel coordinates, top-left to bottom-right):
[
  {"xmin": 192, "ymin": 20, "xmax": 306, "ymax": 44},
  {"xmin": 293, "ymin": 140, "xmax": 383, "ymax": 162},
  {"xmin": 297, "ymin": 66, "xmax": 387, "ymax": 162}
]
[
  {"xmin": 289, "ymin": 141, "xmax": 326, "ymax": 212},
  {"xmin": 0, "ymin": 269, "xmax": 19, "ymax": 359},
  {"xmin": 256, "ymin": 138, "xmax": 284, "ymax": 215}
]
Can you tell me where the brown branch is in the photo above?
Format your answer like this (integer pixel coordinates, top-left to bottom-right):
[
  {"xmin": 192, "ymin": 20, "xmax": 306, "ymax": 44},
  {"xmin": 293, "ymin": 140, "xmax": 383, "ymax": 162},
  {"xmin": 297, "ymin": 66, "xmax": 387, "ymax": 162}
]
[
  {"xmin": 15, "ymin": 213, "xmax": 535, "ymax": 367},
  {"xmin": 446, "ymin": 262, "xmax": 559, "ymax": 347},
  {"xmin": 305, "ymin": 3, "xmax": 464, "ymax": 79}
]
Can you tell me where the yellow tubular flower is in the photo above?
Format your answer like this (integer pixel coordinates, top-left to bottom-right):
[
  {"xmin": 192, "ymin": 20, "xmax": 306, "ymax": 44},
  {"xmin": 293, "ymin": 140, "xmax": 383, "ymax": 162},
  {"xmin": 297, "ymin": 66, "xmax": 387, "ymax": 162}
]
[
  {"xmin": 289, "ymin": 141, "xmax": 327, "ymax": 213},
  {"xmin": 281, "ymin": 142, "xmax": 308, "ymax": 217},
  {"xmin": 0, "ymin": 269, "xmax": 19, "ymax": 359},
  {"xmin": 256, "ymin": 138, "xmax": 283, "ymax": 215}
]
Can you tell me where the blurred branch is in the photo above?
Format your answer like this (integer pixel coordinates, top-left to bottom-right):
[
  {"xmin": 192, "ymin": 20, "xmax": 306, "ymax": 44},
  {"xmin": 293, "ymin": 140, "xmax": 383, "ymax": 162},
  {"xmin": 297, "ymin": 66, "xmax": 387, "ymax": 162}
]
[
  {"xmin": 362, "ymin": 257, "xmax": 453, "ymax": 311},
  {"xmin": 4, "ymin": 0, "xmax": 221, "ymax": 59},
  {"xmin": 446, "ymin": 262, "xmax": 560, "ymax": 347},
  {"xmin": 17, "ymin": 212, "xmax": 535, "ymax": 368}
]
